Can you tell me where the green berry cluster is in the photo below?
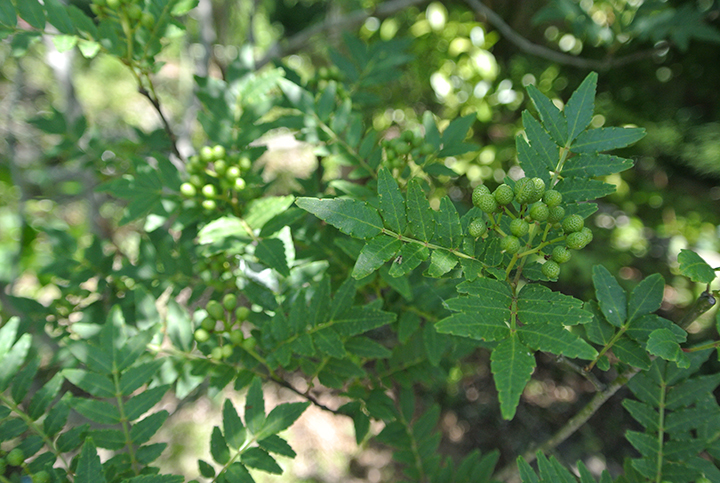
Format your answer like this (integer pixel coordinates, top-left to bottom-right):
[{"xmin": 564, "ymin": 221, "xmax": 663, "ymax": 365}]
[
  {"xmin": 468, "ymin": 176, "xmax": 594, "ymax": 280},
  {"xmin": 90, "ymin": 0, "xmax": 155, "ymax": 29},
  {"xmin": 194, "ymin": 294, "xmax": 255, "ymax": 360},
  {"xmin": 0, "ymin": 448, "xmax": 50, "ymax": 483},
  {"xmin": 383, "ymin": 131, "xmax": 435, "ymax": 171},
  {"xmin": 181, "ymin": 145, "xmax": 252, "ymax": 211}
]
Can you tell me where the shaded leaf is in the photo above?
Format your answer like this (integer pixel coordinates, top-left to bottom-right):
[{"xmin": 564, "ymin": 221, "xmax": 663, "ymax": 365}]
[
  {"xmin": 352, "ymin": 235, "xmax": 402, "ymax": 279},
  {"xmin": 518, "ymin": 322, "xmax": 597, "ymax": 359},
  {"xmin": 241, "ymin": 447, "xmax": 282, "ymax": 474},
  {"xmin": 627, "ymin": 273, "xmax": 664, "ymax": 323},
  {"xmin": 491, "ymin": 336, "xmax": 536, "ymax": 420},
  {"xmin": 571, "ymin": 127, "xmax": 646, "ymax": 153},
  {"xmin": 223, "ymin": 399, "xmax": 247, "ymax": 448},
  {"xmin": 592, "ymin": 265, "xmax": 627, "ymax": 327},
  {"xmin": 526, "ymin": 84, "xmax": 567, "ymax": 145},
  {"xmin": 377, "ymin": 167, "xmax": 406, "ymax": 233},
  {"xmin": 296, "ymin": 197, "xmax": 383, "ymax": 239},
  {"xmin": 564, "ymin": 72, "xmax": 597, "ymax": 142},
  {"xmin": 76, "ymin": 438, "xmax": 106, "ymax": 483},
  {"xmin": 406, "ymin": 178, "xmax": 436, "ymax": 242},
  {"xmin": 258, "ymin": 402, "xmax": 310, "ymax": 439}
]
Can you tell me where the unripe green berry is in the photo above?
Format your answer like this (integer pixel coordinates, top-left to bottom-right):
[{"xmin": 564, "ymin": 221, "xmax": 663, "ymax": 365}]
[
  {"xmin": 194, "ymin": 328, "xmax": 210, "ymax": 343},
  {"xmin": 202, "ymin": 199, "xmax": 217, "ymax": 211},
  {"xmin": 212, "ymin": 145, "xmax": 226, "ymax": 161},
  {"xmin": 180, "ymin": 182, "xmax": 196, "ymax": 198},
  {"xmin": 395, "ymin": 143, "xmax": 411, "ymax": 155},
  {"xmin": 477, "ymin": 194, "xmax": 498, "ymax": 214},
  {"xmin": 229, "ymin": 329, "xmax": 245, "ymax": 345},
  {"xmin": 233, "ymin": 178, "xmax": 246, "ymax": 191},
  {"xmin": 239, "ymin": 156, "xmax": 252, "ymax": 171},
  {"xmin": 210, "ymin": 346, "xmax": 224, "ymax": 360},
  {"xmin": 235, "ymin": 306, "xmax": 250, "ymax": 321},
  {"xmin": 206, "ymin": 300, "xmax": 225, "ymax": 320},
  {"xmin": 201, "ymin": 184, "xmax": 217, "ymax": 199},
  {"xmin": 547, "ymin": 205, "xmax": 565, "ymax": 224},
  {"xmin": 509, "ymin": 218, "xmax": 529, "ymax": 237},
  {"xmin": 221, "ymin": 344, "xmax": 233, "ymax": 359},
  {"xmin": 493, "ymin": 184, "xmax": 514, "ymax": 205},
  {"xmin": 225, "ymin": 166, "xmax": 241, "ymax": 181},
  {"xmin": 528, "ymin": 202, "xmax": 549, "ymax": 222},
  {"xmin": 514, "ymin": 177, "xmax": 535, "ymax": 205},
  {"xmin": 222, "ymin": 293, "xmax": 238, "ymax": 311},
  {"xmin": 126, "ymin": 4, "xmax": 142, "ymax": 19},
  {"xmin": 551, "ymin": 246, "xmax": 572, "ymax": 264},
  {"xmin": 528, "ymin": 177, "xmax": 546, "ymax": 203},
  {"xmin": 542, "ymin": 260, "xmax": 560, "ymax": 279},
  {"xmin": 6, "ymin": 448, "xmax": 24, "ymax": 466},
  {"xmin": 141, "ymin": 12, "xmax": 154, "ymax": 29},
  {"xmin": 200, "ymin": 146, "xmax": 214, "ymax": 163},
  {"xmin": 580, "ymin": 227, "xmax": 593, "ymax": 244},
  {"xmin": 106, "ymin": 0, "xmax": 120, "ymax": 8},
  {"xmin": 566, "ymin": 232, "xmax": 589, "ymax": 250},
  {"xmin": 213, "ymin": 160, "xmax": 227, "ymax": 176},
  {"xmin": 468, "ymin": 218, "xmax": 488, "ymax": 238},
  {"xmin": 543, "ymin": 189, "xmax": 563, "ymax": 208},
  {"xmin": 420, "ymin": 143, "xmax": 435, "ymax": 156},
  {"xmin": 500, "ymin": 235, "xmax": 521, "ymax": 254},
  {"xmin": 562, "ymin": 214, "xmax": 584, "ymax": 234},
  {"xmin": 472, "ymin": 185, "xmax": 491, "ymax": 207},
  {"xmin": 201, "ymin": 316, "xmax": 216, "ymax": 332},
  {"xmin": 189, "ymin": 174, "xmax": 204, "ymax": 187}
]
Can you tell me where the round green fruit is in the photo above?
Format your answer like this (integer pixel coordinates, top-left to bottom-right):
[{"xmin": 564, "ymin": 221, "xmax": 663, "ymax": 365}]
[
  {"xmin": 200, "ymin": 316, "xmax": 216, "ymax": 332},
  {"xmin": 562, "ymin": 214, "xmax": 584, "ymax": 234},
  {"xmin": 6, "ymin": 448, "xmax": 24, "ymax": 466},
  {"xmin": 225, "ymin": 166, "xmax": 241, "ymax": 181},
  {"xmin": 229, "ymin": 329, "xmax": 245, "ymax": 345},
  {"xmin": 580, "ymin": 227, "xmax": 594, "ymax": 244},
  {"xmin": 213, "ymin": 160, "xmax": 227, "ymax": 176},
  {"xmin": 509, "ymin": 218, "xmax": 529, "ymax": 237},
  {"xmin": 233, "ymin": 178, "xmax": 246, "ymax": 191},
  {"xmin": 566, "ymin": 232, "xmax": 589, "ymax": 250},
  {"xmin": 551, "ymin": 246, "xmax": 572, "ymax": 264},
  {"xmin": 468, "ymin": 218, "xmax": 488, "ymax": 238},
  {"xmin": 211, "ymin": 145, "xmax": 226, "ymax": 161},
  {"xmin": 194, "ymin": 328, "xmax": 210, "ymax": 343},
  {"xmin": 235, "ymin": 306, "xmax": 250, "ymax": 321},
  {"xmin": 547, "ymin": 205, "xmax": 565, "ymax": 224},
  {"xmin": 199, "ymin": 145, "xmax": 214, "ymax": 163},
  {"xmin": 210, "ymin": 346, "xmax": 224, "ymax": 361},
  {"xmin": 500, "ymin": 236, "xmax": 521, "ymax": 254},
  {"xmin": 141, "ymin": 12, "xmax": 154, "ymax": 29},
  {"xmin": 33, "ymin": 471, "xmax": 50, "ymax": 483},
  {"xmin": 542, "ymin": 260, "xmax": 561, "ymax": 279},
  {"xmin": 201, "ymin": 184, "xmax": 216, "ymax": 199},
  {"xmin": 528, "ymin": 202, "xmax": 549, "ymax": 222},
  {"xmin": 395, "ymin": 143, "xmax": 411, "ymax": 155},
  {"xmin": 239, "ymin": 156, "xmax": 252, "ymax": 171},
  {"xmin": 222, "ymin": 293, "xmax": 237, "ymax": 311},
  {"xmin": 201, "ymin": 199, "xmax": 216, "ymax": 211},
  {"xmin": 529, "ymin": 177, "xmax": 546, "ymax": 203},
  {"xmin": 221, "ymin": 344, "xmax": 233, "ymax": 359},
  {"xmin": 472, "ymin": 185, "xmax": 491, "ymax": 207},
  {"xmin": 420, "ymin": 143, "xmax": 435, "ymax": 156},
  {"xmin": 206, "ymin": 300, "xmax": 225, "ymax": 320},
  {"xmin": 126, "ymin": 4, "xmax": 142, "ymax": 19},
  {"xmin": 543, "ymin": 189, "xmax": 562, "ymax": 208},
  {"xmin": 180, "ymin": 182, "xmax": 196, "ymax": 198},
  {"xmin": 514, "ymin": 177, "xmax": 535, "ymax": 205},
  {"xmin": 493, "ymin": 184, "xmax": 514, "ymax": 205},
  {"xmin": 106, "ymin": 0, "xmax": 120, "ymax": 8},
  {"xmin": 477, "ymin": 194, "xmax": 498, "ymax": 214}
]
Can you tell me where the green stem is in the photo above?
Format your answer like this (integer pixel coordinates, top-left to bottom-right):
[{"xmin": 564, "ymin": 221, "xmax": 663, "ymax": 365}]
[{"xmin": 655, "ymin": 381, "xmax": 667, "ymax": 483}]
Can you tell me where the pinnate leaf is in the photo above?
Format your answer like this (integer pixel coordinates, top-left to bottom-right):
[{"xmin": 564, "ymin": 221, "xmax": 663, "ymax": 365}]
[
  {"xmin": 241, "ymin": 447, "xmax": 282, "ymax": 474},
  {"xmin": 554, "ymin": 178, "xmax": 616, "ymax": 202},
  {"xmin": 646, "ymin": 329, "xmax": 690, "ymax": 368},
  {"xmin": 388, "ymin": 243, "xmax": 429, "ymax": 277},
  {"xmin": 223, "ymin": 399, "xmax": 247, "ymax": 448},
  {"xmin": 517, "ymin": 284, "xmax": 591, "ymax": 326},
  {"xmin": 627, "ymin": 273, "xmax": 665, "ymax": 323},
  {"xmin": 434, "ymin": 196, "xmax": 462, "ymax": 249},
  {"xmin": 210, "ymin": 426, "xmax": 230, "ymax": 464},
  {"xmin": 296, "ymin": 197, "xmax": 383, "ymax": 239},
  {"xmin": 76, "ymin": 438, "xmax": 106, "ymax": 483},
  {"xmin": 258, "ymin": 402, "xmax": 310, "ymax": 439},
  {"xmin": 255, "ymin": 238, "xmax": 290, "ymax": 277},
  {"xmin": 491, "ymin": 336, "xmax": 535, "ymax": 420},
  {"xmin": 677, "ymin": 249, "xmax": 716, "ymax": 284},
  {"xmin": 561, "ymin": 153, "xmax": 634, "ymax": 177},
  {"xmin": 613, "ymin": 338, "xmax": 652, "ymax": 370},
  {"xmin": 518, "ymin": 322, "xmax": 597, "ymax": 360}
]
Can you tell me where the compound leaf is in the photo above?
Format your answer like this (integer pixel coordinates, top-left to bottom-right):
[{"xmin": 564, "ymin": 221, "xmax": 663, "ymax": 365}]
[
  {"xmin": 571, "ymin": 127, "xmax": 646, "ymax": 153},
  {"xmin": 561, "ymin": 153, "xmax": 634, "ymax": 178},
  {"xmin": 388, "ymin": 243, "xmax": 430, "ymax": 277},
  {"xmin": 565, "ymin": 72, "xmax": 597, "ymax": 142},
  {"xmin": 526, "ymin": 84, "xmax": 567, "ymax": 145},
  {"xmin": 434, "ymin": 196, "xmax": 462, "ymax": 249},
  {"xmin": 592, "ymin": 265, "xmax": 627, "ymax": 327},
  {"xmin": 646, "ymin": 329, "xmax": 690, "ymax": 368},
  {"xmin": 258, "ymin": 402, "xmax": 310, "ymax": 439},
  {"xmin": 518, "ymin": 322, "xmax": 597, "ymax": 360},
  {"xmin": 255, "ymin": 238, "xmax": 290, "ymax": 277},
  {"xmin": 241, "ymin": 447, "xmax": 282, "ymax": 474},
  {"xmin": 76, "ymin": 438, "xmax": 106, "ymax": 483},
  {"xmin": 406, "ymin": 178, "xmax": 436, "ymax": 242},
  {"xmin": 517, "ymin": 284, "xmax": 591, "ymax": 326},
  {"xmin": 627, "ymin": 274, "xmax": 665, "ymax": 323},
  {"xmin": 223, "ymin": 400, "xmax": 247, "ymax": 449},
  {"xmin": 352, "ymin": 235, "xmax": 402, "ymax": 279},
  {"xmin": 554, "ymin": 178, "xmax": 616, "ymax": 203}
]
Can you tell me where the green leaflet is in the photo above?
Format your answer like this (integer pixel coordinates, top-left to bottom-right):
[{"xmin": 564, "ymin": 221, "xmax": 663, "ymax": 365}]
[
  {"xmin": 222, "ymin": 400, "xmax": 247, "ymax": 449},
  {"xmin": 518, "ymin": 323, "xmax": 597, "ymax": 360},
  {"xmin": 521, "ymin": 110, "xmax": 557, "ymax": 179},
  {"xmin": 255, "ymin": 238, "xmax": 291, "ymax": 277},
  {"xmin": 554, "ymin": 178, "xmax": 616, "ymax": 203},
  {"xmin": 626, "ymin": 273, "xmax": 665, "ymax": 323},
  {"xmin": 295, "ymin": 197, "xmax": 384, "ymax": 239},
  {"xmin": 564, "ymin": 72, "xmax": 597, "ymax": 142},
  {"xmin": 388, "ymin": 243, "xmax": 430, "ymax": 277},
  {"xmin": 592, "ymin": 265, "xmax": 627, "ymax": 327},
  {"xmin": 406, "ymin": 178, "xmax": 436, "ymax": 242},
  {"xmin": 352, "ymin": 235, "xmax": 402, "ymax": 279},
  {"xmin": 570, "ymin": 126, "xmax": 646, "ymax": 153},
  {"xmin": 677, "ymin": 249, "xmax": 716, "ymax": 284},
  {"xmin": 76, "ymin": 438, "xmax": 106, "ymax": 483},
  {"xmin": 526, "ymin": 84, "xmax": 567, "ymax": 145},
  {"xmin": 646, "ymin": 329, "xmax": 690, "ymax": 368},
  {"xmin": 491, "ymin": 335, "xmax": 535, "ymax": 420},
  {"xmin": 424, "ymin": 250, "xmax": 458, "ymax": 278},
  {"xmin": 434, "ymin": 196, "xmax": 462, "ymax": 250},
  {"xmin": 516, "ymin": 135, "xmax": 550, "ymax": 183},
  {"xmin": 561, "ymin": 153, "xmax": 634, "ymax": 178},
  {"xmin": 517, "ymin": 284, "xmax": 591, "ymax": 326},
  {"xmin": 377, "ymin": 167, "xmax": 407, "ymax": 233}
]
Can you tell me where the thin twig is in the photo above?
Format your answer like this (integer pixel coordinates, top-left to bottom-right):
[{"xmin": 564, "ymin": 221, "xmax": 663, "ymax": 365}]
[
  {"xmin": 269, "ymin": 375, "xmax": 342, "ymax": 416},
  {"xmin": 463, "ymin": 0, "xmax": 664, "ymax": 71},
  {"xmin": 138, "ymin": 87, "xmax": 182, "ymax": 160},
  {"xmin": 255, "ymin": 0, "xmax": 431, "ymax": 69},
  {"xmin": 493, "ymin": 366, "xmax": 642, "ymax": 482}
]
